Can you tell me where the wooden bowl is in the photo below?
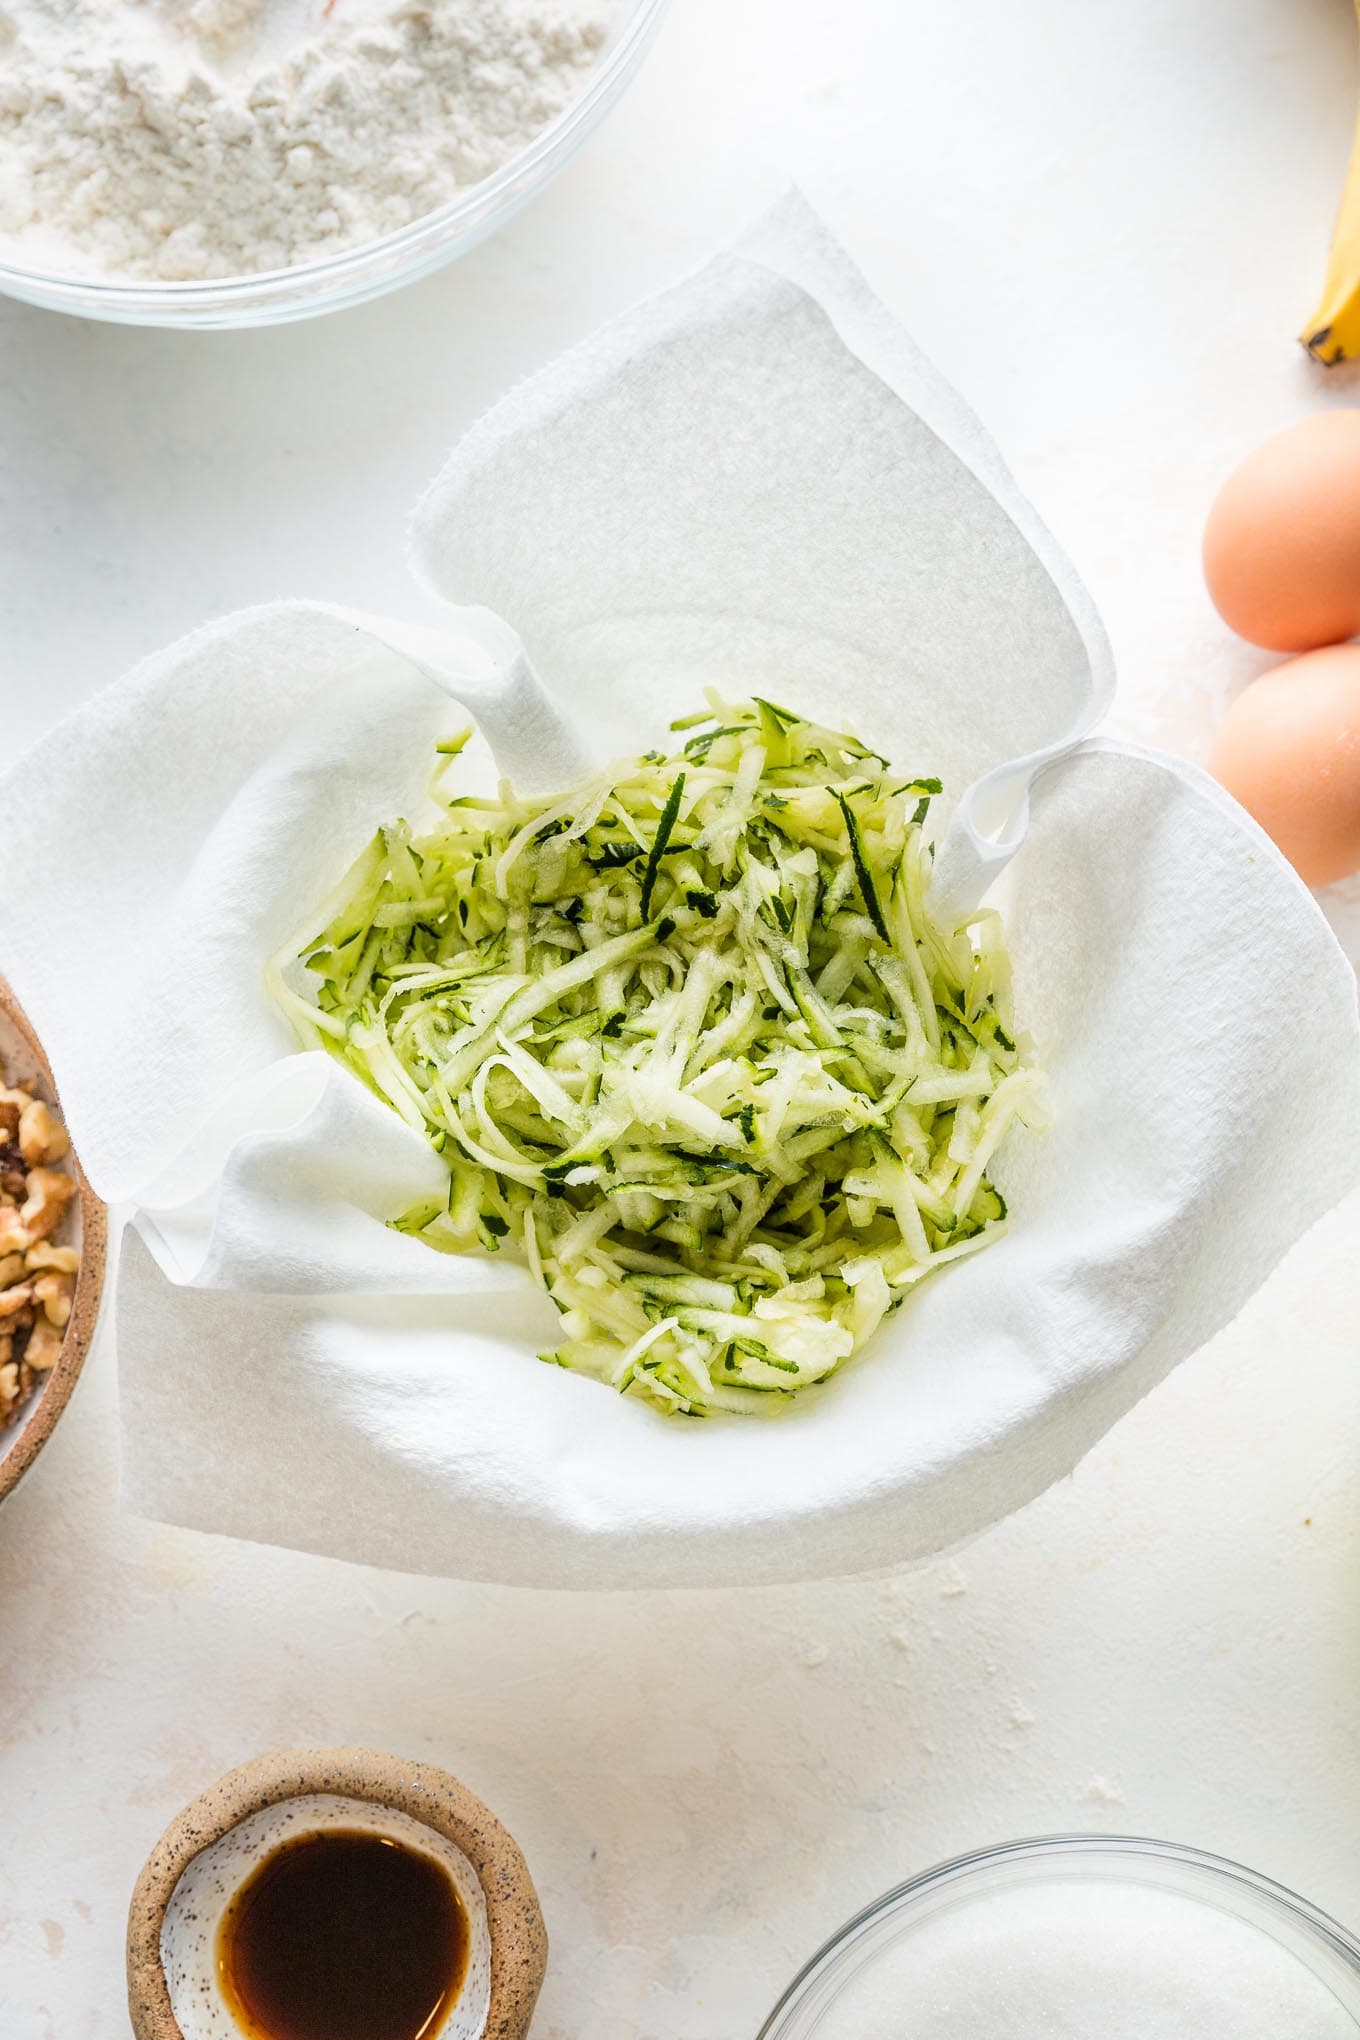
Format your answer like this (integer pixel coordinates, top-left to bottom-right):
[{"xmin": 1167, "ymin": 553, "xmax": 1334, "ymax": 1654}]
[
  {"xmin": 126, "ymin": 1747, "xmax": 549, "ymax": 2040},
  {"xmin": 0, "ymin": 976, "xmax": 106, "ymax": 1506}
]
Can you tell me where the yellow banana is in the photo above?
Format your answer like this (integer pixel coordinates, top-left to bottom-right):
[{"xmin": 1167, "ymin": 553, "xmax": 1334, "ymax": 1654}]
[
  {"xmin": 1302, "ymin": 155, "xmax": 1360, "ymax": 362},
  {"xmin": 1302, "ymin": 0, "xmax": 1360, "ymax": 362},
  {"xmin": 1304, "ymin": 0, "xmax": 1360, "ymax": 363}
]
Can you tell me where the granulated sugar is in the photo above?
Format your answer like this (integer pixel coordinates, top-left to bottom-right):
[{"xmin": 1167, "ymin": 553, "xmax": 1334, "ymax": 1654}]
[
  {"xmin": 0, "ymin": 0, "xmax": 608, "ymax": 280},
  {"xmin": 814, "ymin": 1880, "xmax": 1359, "ymax": 2038}
]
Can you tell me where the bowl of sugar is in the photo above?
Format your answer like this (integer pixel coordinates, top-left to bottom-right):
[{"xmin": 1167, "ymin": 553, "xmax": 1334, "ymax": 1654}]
[{"xmin": 758, "ymin": 1836, "xmax": 1360, "ymax": 2040}]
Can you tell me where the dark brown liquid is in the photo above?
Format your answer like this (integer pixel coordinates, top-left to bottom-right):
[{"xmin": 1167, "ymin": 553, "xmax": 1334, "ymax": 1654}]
[{"xmin": 217, "ymin": 1828, "xmax": 469, "ymax": 2040}]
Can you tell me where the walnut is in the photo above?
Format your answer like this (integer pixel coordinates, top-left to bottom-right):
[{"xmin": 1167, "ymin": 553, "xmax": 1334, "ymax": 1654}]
[
  {"xmin": 18, "ymin": 1099, "xmax": 70, "ymax": 1168},
  {"xmin": 0, "ymin": 1091, "xmax": 81, "ymax": 1430},
  {"xmin": 24, "ymin": 1317, "xmax": 63, "ymax": 1373},
  {"xmin": 19, "ymin": 1168, "xmax": 76, "ymax": 1245},
  {"xmin": 32, "ymin": 1271, "xmax": 73, "ymax": 1330},
  {"xmin": 25, "ymin": 1243, "xmax": 77, "ymax": 1276},
  {"xmin": 0, "ymin": 1283, "xmax": 33, "ymax": 1324}
]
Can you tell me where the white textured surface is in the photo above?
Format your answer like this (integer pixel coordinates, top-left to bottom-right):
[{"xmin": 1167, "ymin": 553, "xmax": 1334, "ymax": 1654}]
[{"xmin": 1, "ymin": 0, "xmax": 1359, "ymax": 2033}]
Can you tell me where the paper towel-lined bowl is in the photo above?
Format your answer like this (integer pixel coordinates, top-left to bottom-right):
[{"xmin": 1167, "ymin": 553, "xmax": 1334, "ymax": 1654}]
[{"xmin": 2, "ymin": 197, "xmax": 1356, "ymax": 1588}]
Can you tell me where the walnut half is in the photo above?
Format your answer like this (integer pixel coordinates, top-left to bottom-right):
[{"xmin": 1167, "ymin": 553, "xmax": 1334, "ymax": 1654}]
[{"xmin": 18, "ymin": 1099, "xmax": 70, "ymax": 1169}]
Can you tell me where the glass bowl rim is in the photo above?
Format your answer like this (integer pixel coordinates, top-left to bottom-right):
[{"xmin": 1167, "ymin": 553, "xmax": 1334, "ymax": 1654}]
[
  {"xmin": 0, "ymin": 0, "xmax": 669, "ymax": 312},
  {"xmin": 756, "ymin": 1833, "xmax": 1360, "ymax": 2038}
]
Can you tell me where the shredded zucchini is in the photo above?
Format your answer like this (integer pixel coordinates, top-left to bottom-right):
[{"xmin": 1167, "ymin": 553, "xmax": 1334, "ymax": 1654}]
[{"xmin": 270, "ymin": 694, "xmax": 1042, "ymax": 1416}]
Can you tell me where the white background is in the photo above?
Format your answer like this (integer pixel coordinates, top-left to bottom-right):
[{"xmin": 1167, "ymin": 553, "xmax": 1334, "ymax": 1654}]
[{"xmin": 3, "ymin": 0, "xmax": 1360, "ymax": 2033}]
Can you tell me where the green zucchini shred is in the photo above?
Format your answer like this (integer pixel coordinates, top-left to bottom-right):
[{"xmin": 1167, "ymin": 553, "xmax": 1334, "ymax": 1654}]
[{"xmin": 269, "ymin": 689, "xmax": 1041, "ymax": 1417}]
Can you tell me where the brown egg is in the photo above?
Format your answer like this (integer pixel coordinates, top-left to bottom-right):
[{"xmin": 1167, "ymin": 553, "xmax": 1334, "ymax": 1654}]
[
  {"xmin": 1209, "ymin": 643, "xmax": 1360, "ymax": 886},
  {"xmin": 1203, "ymin": 411, "xmax": 1360, "ymax": 651}
]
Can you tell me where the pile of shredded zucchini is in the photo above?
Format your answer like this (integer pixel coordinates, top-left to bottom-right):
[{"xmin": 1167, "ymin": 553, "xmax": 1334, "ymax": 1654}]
[{"xmin": 270, "ymin": 695, "xmax": 1041, "ymax": 1415}]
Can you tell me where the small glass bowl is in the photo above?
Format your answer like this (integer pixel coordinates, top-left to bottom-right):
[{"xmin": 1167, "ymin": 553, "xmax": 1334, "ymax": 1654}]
[
  {"xmin": 758, "ymin": 1835, "xmax": 1360, "ymax": 2038},
  {"xmin": 0, "ymin": 0, "xmax": 668, "ymax": 329}
]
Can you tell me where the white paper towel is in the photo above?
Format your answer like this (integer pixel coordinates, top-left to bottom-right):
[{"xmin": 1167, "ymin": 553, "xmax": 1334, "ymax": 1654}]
[{"xmin": 3, "ymin": 197, "xmax": 1356, "ymax": 1587}]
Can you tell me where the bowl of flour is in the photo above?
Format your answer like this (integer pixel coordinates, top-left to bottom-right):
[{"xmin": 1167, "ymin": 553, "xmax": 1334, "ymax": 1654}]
[
  {"xmin": 759, "ymin": 1837, "xmax": 1360, "ymax": 2040},
  {"xmin": 0, "ymin": 0, "xmax": 667, "ymax": 324}
]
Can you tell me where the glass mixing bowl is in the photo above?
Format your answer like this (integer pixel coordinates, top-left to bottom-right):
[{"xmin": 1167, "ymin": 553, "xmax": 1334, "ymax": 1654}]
[
  {"xmin": 757, "ymin": 1836, "xmax": 1360, "ymax": 2039},
  {"xmin": 0, "ymin": 0, "xmax": 668, "ymax": 329}
]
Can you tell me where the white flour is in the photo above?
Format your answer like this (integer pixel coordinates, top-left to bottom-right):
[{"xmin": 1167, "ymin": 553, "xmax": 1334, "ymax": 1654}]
[{"xmin": 0, "ymin": 0, "xmax": 608, "ymax": 281}]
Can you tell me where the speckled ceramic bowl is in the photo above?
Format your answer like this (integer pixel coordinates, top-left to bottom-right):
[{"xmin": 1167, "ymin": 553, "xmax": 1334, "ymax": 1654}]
[
  {"xmin": 126, "ymin": 1747, "xmax": 548, "ymax": 2040},
  {"xmin": 0, "ymin": 976, "xmax": 106, "ymax": 1506}
]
